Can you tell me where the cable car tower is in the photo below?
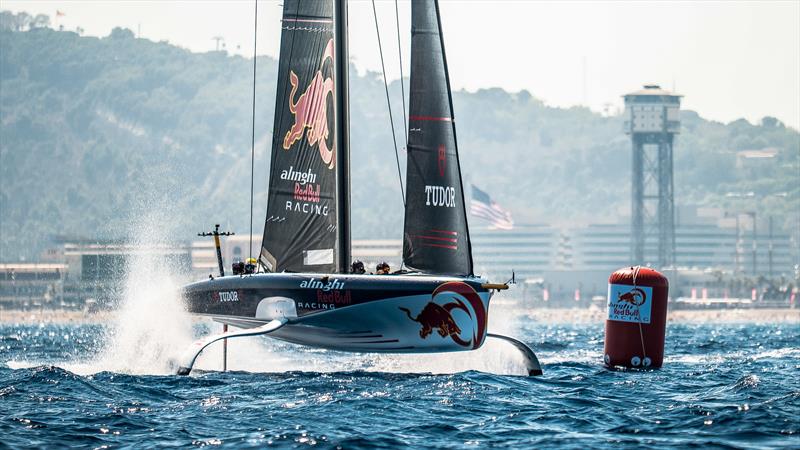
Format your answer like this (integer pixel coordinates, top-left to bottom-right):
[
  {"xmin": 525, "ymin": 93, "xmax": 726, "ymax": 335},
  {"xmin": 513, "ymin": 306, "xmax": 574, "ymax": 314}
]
[{"xmin": 624, "ymin": 85, "xmax": 681, "ymax": 268}]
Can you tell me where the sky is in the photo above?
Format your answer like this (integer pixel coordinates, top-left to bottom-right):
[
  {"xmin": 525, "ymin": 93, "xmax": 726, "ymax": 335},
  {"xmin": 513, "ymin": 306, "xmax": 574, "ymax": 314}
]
[{"xmin": 4, "ymin": 0, "xmax": 800, "ymax": 130}]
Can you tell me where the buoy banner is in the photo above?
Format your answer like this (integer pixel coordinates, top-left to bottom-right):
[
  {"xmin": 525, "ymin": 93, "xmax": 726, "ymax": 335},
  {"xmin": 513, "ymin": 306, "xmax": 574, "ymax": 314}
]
[{"xmin": 607, "ymin": 284, "xmax": 653, "ymax": 324}]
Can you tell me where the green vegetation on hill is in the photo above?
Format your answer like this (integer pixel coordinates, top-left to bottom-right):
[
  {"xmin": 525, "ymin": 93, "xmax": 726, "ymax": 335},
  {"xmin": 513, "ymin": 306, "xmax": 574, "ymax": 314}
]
[{"xmin": 1, "ymin": 14, "xmax": 798, "ymax": 261}]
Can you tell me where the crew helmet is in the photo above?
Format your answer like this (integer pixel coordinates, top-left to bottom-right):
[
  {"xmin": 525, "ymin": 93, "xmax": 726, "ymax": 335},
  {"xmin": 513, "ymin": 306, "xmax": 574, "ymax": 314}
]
[{"xmin": 351, "ymin": 260, "xmax": 365, "ymax": 274}]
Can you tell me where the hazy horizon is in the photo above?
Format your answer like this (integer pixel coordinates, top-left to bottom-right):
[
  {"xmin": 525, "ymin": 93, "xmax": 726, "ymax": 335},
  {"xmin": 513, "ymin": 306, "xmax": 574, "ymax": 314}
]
[{"xmin": 2, "ymin": 0, "xmax": 799, "ymax": 131}]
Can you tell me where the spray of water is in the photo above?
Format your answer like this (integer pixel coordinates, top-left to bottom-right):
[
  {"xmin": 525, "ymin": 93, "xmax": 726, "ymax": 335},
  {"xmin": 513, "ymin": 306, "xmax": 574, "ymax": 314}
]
[
  {"xmin": 5, "ymin": 208, "xmax": 199, "ymax": 375},
  {"xmin": 97, "ymin": 263, "xmax": 192, "ymax": 373},
  {"xmin": 89, "ymin": 210, "xmax": 194, "ymax": 375}
]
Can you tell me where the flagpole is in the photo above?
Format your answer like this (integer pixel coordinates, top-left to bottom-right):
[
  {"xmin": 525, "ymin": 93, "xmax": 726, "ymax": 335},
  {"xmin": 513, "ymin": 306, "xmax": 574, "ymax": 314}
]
[{"xmin": 55, "ymin": 10, "xmax": 64, "ymax": 31}]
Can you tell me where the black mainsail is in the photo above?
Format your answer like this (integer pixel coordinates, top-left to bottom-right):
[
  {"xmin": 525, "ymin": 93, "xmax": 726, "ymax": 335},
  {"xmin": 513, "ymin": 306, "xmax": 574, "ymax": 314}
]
[
  {"xmin": 402, "ymin": 0, "xmax": 473, "ymax": 276},
  {"xmin": 260, "ymin": 0, "xmax": 350, "ymax": 273}
]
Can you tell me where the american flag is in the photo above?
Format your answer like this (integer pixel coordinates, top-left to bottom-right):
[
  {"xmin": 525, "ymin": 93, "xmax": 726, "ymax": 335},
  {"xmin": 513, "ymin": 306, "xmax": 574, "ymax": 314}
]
[{"xmin": 470, "ymin": 185, "xmax": 513, "ymax": 230}]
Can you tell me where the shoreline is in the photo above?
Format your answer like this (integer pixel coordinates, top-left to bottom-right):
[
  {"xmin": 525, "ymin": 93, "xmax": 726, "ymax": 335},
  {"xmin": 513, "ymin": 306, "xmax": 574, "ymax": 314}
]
[
  {"xmin": 1, "ymin": 307, "xmax": 797, "ymax": 325},
  {"xmin": 521, "ymin": 307, "xmax": 800, "ymax": 324}
]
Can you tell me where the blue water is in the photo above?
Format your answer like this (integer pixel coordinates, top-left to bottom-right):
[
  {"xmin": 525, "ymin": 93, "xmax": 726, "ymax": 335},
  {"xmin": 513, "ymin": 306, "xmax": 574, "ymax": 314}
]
[{"xmin": 1, "ymin": 319, "xmax": 798, "ymax": 448}]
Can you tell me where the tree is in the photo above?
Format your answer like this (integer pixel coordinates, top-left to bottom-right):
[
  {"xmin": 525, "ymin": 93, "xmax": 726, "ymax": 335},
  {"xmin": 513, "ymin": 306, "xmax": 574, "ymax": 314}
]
[
  {"xmin": 15, "ymin": 11, "xmax": 31, "ymax": 30},
  {"xmin": 109, "ymin": 27, "xmax": 134, "ymax": 40},
  {"xmin": 761, "ymin": 116, "xmax": 784, "ymax": 128},
  {"xmin": 0, "ymin": 25, "xmax": 797, "ymax": 261},
  {"xmin": 0, "ymin": 11, "xmax": 32, "ymax": 31},
  {"xmin": 31, "ymin": 13, "xmax": 50, "ymax": 29},
  {"xmin": 0, "ymin": 11, "xmax": 16, "ymax": 31}
]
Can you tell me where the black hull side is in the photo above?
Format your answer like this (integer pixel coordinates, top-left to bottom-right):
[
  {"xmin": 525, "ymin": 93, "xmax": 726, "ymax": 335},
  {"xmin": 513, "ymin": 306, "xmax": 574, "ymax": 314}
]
[{"xmin": 182, "ymin": 273, "xmax": 493, "ymax": 353}]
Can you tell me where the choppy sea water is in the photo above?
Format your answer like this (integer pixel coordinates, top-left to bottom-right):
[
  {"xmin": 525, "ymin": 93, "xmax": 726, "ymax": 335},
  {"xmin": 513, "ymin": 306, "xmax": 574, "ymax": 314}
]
[{"xmin": 1, "ymin": 315, "xmax": 798, "ymax": 449}]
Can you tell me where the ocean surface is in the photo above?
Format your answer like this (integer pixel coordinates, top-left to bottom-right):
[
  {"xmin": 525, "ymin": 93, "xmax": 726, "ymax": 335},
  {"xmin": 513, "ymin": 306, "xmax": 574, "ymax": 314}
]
[{"xmin": 1, "ymin": 310, "xmax": 798, "ymax": 449}]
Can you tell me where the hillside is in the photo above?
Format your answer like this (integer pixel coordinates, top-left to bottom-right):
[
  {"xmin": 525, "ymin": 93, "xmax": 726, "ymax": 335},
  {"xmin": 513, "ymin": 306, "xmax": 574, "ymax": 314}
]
[{"xmin": 1, "ymin": 22, "xmax": 798, "ymax": 260}]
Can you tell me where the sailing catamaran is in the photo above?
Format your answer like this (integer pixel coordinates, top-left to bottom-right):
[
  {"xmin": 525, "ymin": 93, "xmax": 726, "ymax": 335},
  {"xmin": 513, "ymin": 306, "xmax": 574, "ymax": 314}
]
[{"xmin": 177, "ymin": 0, "xmax": 542, "ymax": 376}]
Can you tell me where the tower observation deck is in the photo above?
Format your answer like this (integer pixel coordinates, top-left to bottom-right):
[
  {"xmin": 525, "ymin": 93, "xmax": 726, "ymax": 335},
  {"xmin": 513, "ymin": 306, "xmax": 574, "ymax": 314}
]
[{"xmin": 623, "ymin": 85, "xmax": 681, "ymax": 268}]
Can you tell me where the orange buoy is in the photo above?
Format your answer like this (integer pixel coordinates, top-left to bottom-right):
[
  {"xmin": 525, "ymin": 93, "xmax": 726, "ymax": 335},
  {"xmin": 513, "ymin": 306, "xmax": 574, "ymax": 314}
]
[{"xmin": 603, "ymin": 266, "xmax": 669, "ymax": 369}]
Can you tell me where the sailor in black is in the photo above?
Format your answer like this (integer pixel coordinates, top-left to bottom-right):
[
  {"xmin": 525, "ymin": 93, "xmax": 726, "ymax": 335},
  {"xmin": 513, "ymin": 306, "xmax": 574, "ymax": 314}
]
[
  {"xmin": 351, "ymin": 260, "xmax": 365, "ymax": 274},
  {"xmin": 376, "ymin": 262, "xmax": 390, "ymax": 275},
  {"xmin": 232, "ymin": 260, "xmax": 245, "ymax": 275}
]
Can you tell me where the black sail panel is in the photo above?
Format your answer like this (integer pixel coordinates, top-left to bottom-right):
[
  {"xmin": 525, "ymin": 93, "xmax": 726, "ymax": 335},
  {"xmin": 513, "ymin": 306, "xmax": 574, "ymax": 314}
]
[
  {"xmin": 261, "ymin": 0, "xmax": 340, "ymax": 273},
  {"xmin": 402, "ymin": 0, "xmax": 473, "ymax": 276}
]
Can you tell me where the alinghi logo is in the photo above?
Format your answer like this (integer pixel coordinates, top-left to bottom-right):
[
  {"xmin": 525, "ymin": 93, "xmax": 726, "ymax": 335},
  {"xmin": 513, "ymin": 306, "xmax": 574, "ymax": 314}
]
[{"xmin": 299, "ymin": 278, "xmax": 345, "ymax": 291}]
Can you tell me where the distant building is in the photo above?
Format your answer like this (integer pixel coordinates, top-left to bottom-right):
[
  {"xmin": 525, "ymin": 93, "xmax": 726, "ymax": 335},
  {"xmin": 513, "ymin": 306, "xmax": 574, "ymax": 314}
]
[
  {"xmin": 190, "ymin": 235, "xmax": 255, "ymax": 276},
  {"xmin": 466, "ymin": 207, "xmax": 795, "ymax": 301},
  {"xmin": 190, "ymin": 235, "xmax": 404, "ymax": 276},
  {"xmin": 63, "ymin": 242, "xmax": 192, "ymax": 284},
  {"xmin": 0, "ymin": 263, "xmax": 67, "ymax": 310},
  {"xmin": 58, "ymin": 242, "xmax": 191, "ymax": 308},
  {"xmin": 471, "ymin": 224, "xmax": 561, "ymax": 281},
  {"xmin": 2, "ymin": 208, "xmax": 794, "ymax": 309}
]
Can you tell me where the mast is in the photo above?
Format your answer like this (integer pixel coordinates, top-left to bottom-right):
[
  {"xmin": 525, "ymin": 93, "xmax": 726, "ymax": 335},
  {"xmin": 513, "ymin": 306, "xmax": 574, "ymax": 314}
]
[{"xmin": 334, "ymin": 0, "xmax": 351, "ymax": 272}]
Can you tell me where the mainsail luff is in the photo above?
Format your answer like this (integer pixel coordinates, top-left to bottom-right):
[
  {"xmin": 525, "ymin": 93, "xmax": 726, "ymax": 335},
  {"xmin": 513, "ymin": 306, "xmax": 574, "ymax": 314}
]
[
  {"xmin": 402, "ymin": 0, "xmax": 474, "ymax": 276},
  {"xmin": 261, "ymin": 0, "xmax": 343, "ymax": 273}
]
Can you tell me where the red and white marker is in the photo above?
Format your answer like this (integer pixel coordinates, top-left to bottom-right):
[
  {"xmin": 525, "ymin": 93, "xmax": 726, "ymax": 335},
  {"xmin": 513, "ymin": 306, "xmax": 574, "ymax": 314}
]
[{"xmin": 604, "ymin": 267, "xmax": 669, "ymax": 369}]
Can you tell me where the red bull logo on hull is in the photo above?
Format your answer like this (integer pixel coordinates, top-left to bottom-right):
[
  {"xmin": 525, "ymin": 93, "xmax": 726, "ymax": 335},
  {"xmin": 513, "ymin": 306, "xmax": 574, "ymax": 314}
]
[
  {"xmin": 283, "ymin": 39, "xmax": 336, "ymax": 169},
  {"xmin": 399, "ymin": 281, "xmax": 487, "ymax": 349}
]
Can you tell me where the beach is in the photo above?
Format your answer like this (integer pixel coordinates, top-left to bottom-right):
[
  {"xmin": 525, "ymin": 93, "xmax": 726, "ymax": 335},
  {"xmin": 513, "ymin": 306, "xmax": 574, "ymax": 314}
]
[{"xmin": 523, "ymin": 307, "xmax": 800, "ymax": 324}]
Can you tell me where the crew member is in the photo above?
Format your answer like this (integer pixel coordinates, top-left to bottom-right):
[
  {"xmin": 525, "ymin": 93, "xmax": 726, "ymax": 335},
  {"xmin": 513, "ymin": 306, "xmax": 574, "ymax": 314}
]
[
  {"xmin": 244, "ymin": 257, "xmax": 257, "ymax": 274},
  {"xmin": 351, "ymin": 260, "xmax": 365, "ymax": 274},
  {"xmin": 376, "ymin": 261, "xmax": 390, "ymax": 275},
  {"xmin": 232, "ymin": 260, "xmax": 245, "ymax": 275}
]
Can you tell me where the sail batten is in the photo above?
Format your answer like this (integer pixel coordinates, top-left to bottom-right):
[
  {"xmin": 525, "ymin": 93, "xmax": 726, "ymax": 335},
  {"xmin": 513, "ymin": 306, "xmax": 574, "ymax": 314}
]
[{"xmin": 402, "ymin": 0, "xmax": 473, "ymax": 277}]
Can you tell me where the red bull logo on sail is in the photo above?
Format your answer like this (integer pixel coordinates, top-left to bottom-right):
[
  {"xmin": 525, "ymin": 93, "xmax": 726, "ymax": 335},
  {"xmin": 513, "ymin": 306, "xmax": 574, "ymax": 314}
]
[{"xmin": 282, "ymin": 39, "xmax": 336, "ymax": 169}]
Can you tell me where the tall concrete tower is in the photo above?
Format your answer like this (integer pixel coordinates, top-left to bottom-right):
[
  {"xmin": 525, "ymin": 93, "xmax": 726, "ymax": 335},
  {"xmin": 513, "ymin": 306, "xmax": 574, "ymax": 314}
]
[{"xmin": 624, "ymin": 85, "xmax": 681, "ymax": 268}]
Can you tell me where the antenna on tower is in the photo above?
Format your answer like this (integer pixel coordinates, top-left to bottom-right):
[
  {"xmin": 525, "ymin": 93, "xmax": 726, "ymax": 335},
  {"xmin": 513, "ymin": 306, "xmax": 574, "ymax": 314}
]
[
  {"xmin": 581, "ymin": 56, "xmax": 587, "ymax": 106},
  {"xmin": 212, "ymin": 36, "xmax": 225, "ymax": 51}
]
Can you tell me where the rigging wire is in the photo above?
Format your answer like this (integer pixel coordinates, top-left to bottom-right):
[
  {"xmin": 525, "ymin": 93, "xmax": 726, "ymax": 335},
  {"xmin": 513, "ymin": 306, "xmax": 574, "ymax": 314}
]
[
  {"xmin": 248, "ymin": 0, "xmax": 259, "ymax": 262},
  {"xmin": 372, "ymin": 0, "xmax": 405, "ymax": 206},
  {"xmin": 394, "ymin": 0, "xmax": 408, "ymax": 151}
]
